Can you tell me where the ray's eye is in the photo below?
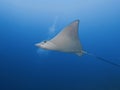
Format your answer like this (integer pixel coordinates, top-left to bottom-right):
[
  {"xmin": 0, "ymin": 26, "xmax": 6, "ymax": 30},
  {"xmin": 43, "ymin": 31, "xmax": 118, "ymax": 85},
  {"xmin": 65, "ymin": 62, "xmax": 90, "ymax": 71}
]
[{"xmin": 43, "ymin": 41, "xmax": 47, "ymax": 43}]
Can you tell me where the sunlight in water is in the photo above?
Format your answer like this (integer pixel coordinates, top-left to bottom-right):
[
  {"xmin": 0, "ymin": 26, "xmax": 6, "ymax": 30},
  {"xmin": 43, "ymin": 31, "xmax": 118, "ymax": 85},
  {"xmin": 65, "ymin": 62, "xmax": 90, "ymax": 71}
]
[{"xmin": 49, "ymin": 16, "xmax": 58, "ymax": 34}]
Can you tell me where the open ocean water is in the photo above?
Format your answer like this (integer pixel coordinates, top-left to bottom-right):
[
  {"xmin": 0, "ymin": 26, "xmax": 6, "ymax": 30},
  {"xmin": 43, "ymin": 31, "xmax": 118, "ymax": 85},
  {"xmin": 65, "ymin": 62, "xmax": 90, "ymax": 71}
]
[{"xmin": 0, "ymin": 0, "xmax": 120, "ymax": 90}]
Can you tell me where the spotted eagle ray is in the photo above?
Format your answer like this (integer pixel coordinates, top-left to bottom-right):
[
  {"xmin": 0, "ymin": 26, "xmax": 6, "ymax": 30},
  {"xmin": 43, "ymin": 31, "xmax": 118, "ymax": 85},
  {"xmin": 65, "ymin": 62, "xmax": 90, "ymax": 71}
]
[{"xmin": 35, "ymin": 20, "xmax": 120, "ymax": 67}]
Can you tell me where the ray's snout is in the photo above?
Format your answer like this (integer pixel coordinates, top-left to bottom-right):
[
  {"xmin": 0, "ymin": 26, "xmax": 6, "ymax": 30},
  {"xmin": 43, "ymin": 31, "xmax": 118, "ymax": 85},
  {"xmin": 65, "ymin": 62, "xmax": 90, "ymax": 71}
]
[{"xmin": 35, "ymin": 43, "xmax": 41, "ymax": 47}]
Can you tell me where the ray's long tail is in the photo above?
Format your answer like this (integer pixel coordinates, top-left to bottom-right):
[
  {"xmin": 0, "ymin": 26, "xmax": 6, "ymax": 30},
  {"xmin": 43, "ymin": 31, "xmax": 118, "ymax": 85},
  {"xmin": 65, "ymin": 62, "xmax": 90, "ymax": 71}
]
[{"xmin": 81, "ymin": 50, "xmax": 120, "ymax": 67}]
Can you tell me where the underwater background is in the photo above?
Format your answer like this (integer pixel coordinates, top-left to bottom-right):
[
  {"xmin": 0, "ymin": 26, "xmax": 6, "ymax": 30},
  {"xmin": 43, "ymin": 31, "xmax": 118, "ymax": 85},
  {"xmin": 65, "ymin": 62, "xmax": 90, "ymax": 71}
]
[{"xmin": 0, "ymin": 0, "xmax": 120, "ymax": 90}]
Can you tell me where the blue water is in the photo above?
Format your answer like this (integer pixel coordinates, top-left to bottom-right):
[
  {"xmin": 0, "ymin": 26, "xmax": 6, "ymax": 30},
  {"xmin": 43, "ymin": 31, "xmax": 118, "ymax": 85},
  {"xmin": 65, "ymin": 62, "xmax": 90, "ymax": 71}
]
[{"xmin": 0, "ymin": 0, "xmax": 120, "ymax": 90}]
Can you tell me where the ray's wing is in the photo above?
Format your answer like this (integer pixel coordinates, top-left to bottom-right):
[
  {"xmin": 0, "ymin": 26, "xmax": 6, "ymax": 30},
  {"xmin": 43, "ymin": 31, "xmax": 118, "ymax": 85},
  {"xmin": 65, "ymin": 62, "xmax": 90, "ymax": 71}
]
[{"xmin": 50, "ymin": 20, "xmax": 82, "ymax": 52}]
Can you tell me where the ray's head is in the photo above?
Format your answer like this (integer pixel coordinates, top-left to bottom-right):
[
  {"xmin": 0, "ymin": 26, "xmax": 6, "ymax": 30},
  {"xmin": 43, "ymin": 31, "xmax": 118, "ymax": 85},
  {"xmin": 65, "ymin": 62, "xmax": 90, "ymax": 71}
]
[
  {"xmin": 35, "ymin": 40, "xmax": 57, "ymax": 51},
  {"xmin": 35, "ymin": 40, "xmax": 48, "ymax": 50}
]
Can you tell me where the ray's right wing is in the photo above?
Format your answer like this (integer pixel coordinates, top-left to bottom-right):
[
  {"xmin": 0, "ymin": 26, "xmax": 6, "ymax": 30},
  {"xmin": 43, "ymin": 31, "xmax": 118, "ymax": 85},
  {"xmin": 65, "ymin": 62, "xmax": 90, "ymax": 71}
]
[{"xmin": 50, "ymin": 20, "xmax": 82, "ymax": 52}]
